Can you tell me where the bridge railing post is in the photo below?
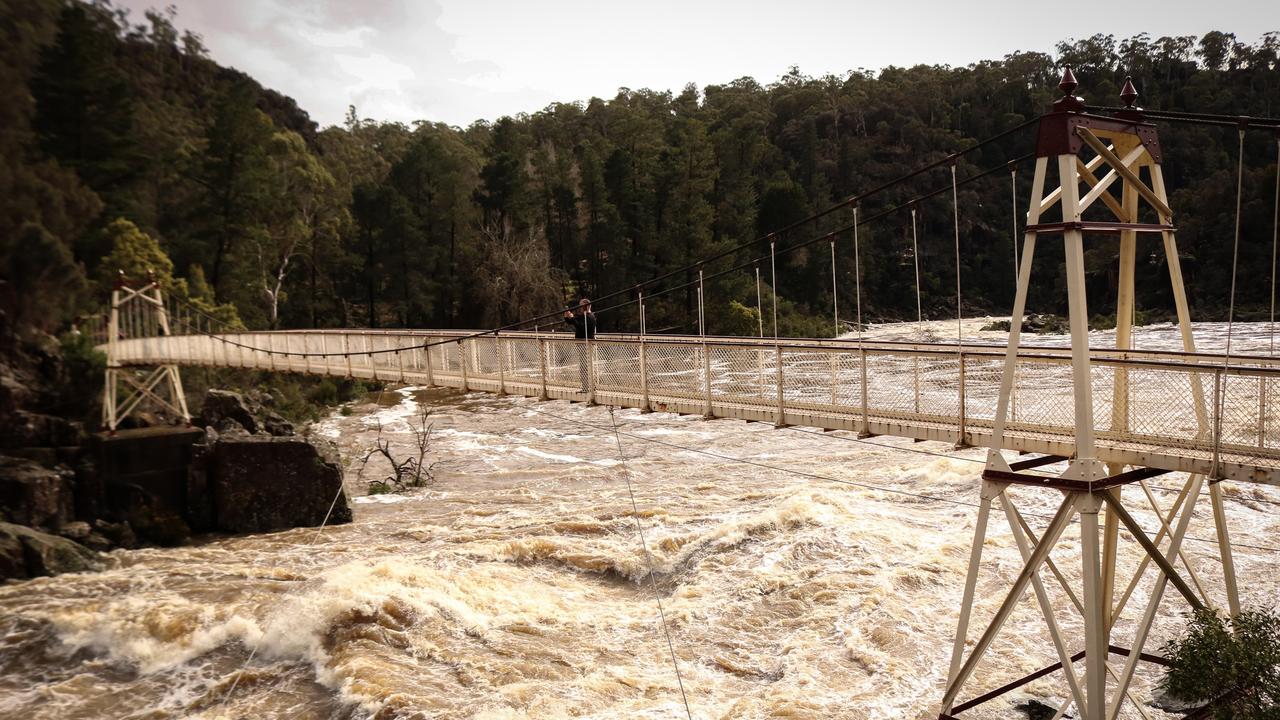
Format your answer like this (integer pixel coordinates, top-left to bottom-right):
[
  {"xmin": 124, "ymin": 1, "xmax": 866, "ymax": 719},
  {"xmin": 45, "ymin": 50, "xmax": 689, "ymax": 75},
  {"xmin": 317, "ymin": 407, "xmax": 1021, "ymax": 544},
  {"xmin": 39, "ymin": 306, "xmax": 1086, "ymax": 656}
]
[
  {"xmin": 775, "ymin": 344, "xmax": 786, "ymax": 427},
  {"xmin": 538, "ymin": 337, "xmax": 548, "ymax": 400},
  {"xmin": 423, "ymin": 337, "xmax": 435, "ymax": 387},
  {"xmin": 639, "ymin": 338, "xmax": 650, "ymax": 412},
  {"xmin": 497, "ymin": 334, "xmax": 507, "ymax": 395},
  {"xmin": 957, "ymin": 350, "xmax": 968, "ymax": 448},
  {"xmin": 859, "ymin": 346, "xmax": 871, "ymax": 437},
  {"xmin": 1211, "ymin": 368, "xmax": 1226, "ymax": 477},
  {"xmin": 1256, "ymin": 373, "xmax": 1266, "ymax": 451},
  {"xmin": 587, "ymin": 340, "xmax": 596, "ymax": 405},
  {"xmin": 460, "ymin": 339, "xmax": 470, "ymax": 391},
  {"xmin": 829, "ymin": 349, "xmax": 838, "ymax": 408},
  {"xmin": 702, "ymin": 341, "xmax": 714, "ymax": 417},
  {"xmin": 343, "ymin": 334, "xmax": 353, "ymax": 378},
  {"xmin": 102, "ymin": 286, "xmax": 120, "ymax": 431}
]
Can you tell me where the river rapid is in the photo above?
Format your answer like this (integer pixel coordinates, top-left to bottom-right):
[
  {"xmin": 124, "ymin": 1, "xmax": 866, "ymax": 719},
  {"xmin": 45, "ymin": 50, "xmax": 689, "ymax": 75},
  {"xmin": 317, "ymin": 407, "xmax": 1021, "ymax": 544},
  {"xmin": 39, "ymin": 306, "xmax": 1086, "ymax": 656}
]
[{"xmin": 1, "ymin": 321, "xmax": 1277, "ymax": 720}]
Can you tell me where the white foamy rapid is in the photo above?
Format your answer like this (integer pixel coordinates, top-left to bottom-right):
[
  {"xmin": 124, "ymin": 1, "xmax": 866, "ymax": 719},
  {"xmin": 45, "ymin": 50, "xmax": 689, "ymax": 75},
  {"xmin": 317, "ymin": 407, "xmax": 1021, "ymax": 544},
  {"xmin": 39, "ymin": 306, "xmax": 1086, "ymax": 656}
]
[{"xmin": 1, "ymin": 325, "xmax": 1277, "ymax": 719}]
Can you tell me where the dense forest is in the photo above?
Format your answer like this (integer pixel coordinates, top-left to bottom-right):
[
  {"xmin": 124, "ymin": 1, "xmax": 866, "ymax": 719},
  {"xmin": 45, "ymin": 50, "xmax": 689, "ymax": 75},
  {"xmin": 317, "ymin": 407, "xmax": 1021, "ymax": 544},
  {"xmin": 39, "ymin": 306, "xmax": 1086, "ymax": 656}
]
[{"xmin": 3, "ymin": 0, "xmax": 1279, "ymax": 341}]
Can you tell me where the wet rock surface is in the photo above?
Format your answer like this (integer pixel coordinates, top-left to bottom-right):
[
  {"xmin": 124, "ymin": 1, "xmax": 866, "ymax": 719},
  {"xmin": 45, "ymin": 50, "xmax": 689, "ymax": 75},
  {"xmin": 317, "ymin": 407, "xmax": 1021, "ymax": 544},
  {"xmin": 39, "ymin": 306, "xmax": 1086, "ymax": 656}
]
[
  {"xmin": 0, "ymin": 522, "xmax": 100, "ymax": 581},
  {"xmin": 1149, "ymin": 686, "xmax": 1207, "ymax": 714},
  {"xmin": 0, "ymin": 455, "xmax": 74, "ymax": 530},
  {"xmin": 204, "ymin": 435, "xmax": 351, "ymax": 533},
  {"xmin": 197, "ymin": 389, "xmax": 294, "ymax": 437}
]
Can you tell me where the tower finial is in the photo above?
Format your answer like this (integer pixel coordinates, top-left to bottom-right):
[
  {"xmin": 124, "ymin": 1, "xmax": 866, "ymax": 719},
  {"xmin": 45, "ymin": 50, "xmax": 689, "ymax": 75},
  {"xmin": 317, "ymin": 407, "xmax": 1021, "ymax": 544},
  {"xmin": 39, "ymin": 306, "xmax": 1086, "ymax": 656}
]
[
  {"xmin": 1059, "ymin": 66, "xmax": 1078, "ymax": 97},
  {"xmin": 1052, "ymin": 65, "xmax": 1085, "ymax": 112},
  {"xmin": 1120, "ymin": 76, "xmax": 1138, "ymax": 108}
]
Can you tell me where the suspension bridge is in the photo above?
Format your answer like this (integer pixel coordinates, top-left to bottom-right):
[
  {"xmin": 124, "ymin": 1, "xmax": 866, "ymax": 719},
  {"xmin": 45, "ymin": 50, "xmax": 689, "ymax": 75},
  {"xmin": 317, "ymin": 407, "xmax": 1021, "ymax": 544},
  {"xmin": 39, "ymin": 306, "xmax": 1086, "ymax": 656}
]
[{"xmin": 92, "ymin": 71, "xmax": 1280, "ymax": 719}]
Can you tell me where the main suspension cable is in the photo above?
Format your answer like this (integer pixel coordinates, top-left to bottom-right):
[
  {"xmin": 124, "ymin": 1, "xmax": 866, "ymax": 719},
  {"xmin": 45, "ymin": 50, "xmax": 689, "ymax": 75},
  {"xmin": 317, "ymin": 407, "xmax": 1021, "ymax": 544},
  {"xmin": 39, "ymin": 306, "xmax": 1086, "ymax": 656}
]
[
  {"xmin": 161, "ymin": 111, "xmax": 1035, "ymax": 354},
  {"xmin": 1084, "ymin": 106, "xmax": 1280, "ymax": 129},
  {"xmin": 584, "ymin": 154, "xmax": 1033, "ymax": 333},
  {"xmin": 165, "ymin": 151, "xmax": 1034, "ymax": 361},
  {"xmin": 1212, "ymin": 128, "xmax": 1247, "ymax": 479}
]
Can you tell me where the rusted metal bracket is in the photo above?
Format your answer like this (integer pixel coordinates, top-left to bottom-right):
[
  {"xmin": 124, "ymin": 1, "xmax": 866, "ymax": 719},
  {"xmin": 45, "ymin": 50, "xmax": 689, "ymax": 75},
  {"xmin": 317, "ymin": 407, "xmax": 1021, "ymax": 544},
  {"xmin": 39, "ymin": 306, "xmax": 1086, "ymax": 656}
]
[
  {"xmin": 981, "ymin": 464, "xmax": 1168, "ymax": 493},
  {"xmin": 1026, "ymin": 221, "xmax": 1175, "ymax": 235},
  {"xmin": 1007, "ymin": 454, "xmax": 1068, "ymax": 471},
  {"xmin": 1035, "ymin": 111, "xmax": 1163, "ymax": 163},
  {"xmin": 938, "ymin": 645, "xmax": 1169, "ymax": 718}
]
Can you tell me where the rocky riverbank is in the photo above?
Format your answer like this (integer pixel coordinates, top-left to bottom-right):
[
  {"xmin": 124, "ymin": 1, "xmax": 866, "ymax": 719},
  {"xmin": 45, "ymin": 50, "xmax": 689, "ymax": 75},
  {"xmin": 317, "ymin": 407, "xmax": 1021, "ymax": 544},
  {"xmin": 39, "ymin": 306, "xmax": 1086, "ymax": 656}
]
[{"xmin": 0, "ymin": 360, "xmax": 352, "ymax": 580}]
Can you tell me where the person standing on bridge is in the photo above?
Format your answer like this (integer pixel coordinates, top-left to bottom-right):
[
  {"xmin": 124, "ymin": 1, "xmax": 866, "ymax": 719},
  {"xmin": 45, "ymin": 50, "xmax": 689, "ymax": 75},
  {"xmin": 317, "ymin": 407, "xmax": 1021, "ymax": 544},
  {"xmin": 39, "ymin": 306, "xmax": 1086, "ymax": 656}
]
[{"xmin": 563, "ymin": 298, "xmax": 596, "ymax": 392}]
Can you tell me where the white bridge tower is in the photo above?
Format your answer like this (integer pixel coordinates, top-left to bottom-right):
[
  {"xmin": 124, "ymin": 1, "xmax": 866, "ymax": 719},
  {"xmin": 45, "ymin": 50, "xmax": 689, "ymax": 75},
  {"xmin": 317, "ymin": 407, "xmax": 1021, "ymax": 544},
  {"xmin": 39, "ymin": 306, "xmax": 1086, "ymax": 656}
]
[
  {"xmin": 101, "ymin": 273, "xmax": 191, "ymax": 432},
  {"xmin": 940, "ymin": 71, "xmax": 1241, "ymax": 719}
]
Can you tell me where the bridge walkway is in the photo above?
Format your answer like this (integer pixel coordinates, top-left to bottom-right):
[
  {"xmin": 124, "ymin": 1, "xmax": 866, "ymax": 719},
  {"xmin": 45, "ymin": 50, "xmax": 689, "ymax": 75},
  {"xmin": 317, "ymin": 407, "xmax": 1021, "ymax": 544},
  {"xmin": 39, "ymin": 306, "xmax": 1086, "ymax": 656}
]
[{"xmin": 104, "ymin": 329, "xmax": 1280, "ymax": 486}]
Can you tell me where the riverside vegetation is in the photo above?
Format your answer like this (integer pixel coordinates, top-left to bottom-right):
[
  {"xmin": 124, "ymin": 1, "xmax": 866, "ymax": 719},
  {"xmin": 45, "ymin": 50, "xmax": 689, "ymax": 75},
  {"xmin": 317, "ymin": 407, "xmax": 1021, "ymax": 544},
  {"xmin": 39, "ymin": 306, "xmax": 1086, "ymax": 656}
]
[{"xmin": 3, "ymin": 1, "xmax": 1280, "ymax": 348}]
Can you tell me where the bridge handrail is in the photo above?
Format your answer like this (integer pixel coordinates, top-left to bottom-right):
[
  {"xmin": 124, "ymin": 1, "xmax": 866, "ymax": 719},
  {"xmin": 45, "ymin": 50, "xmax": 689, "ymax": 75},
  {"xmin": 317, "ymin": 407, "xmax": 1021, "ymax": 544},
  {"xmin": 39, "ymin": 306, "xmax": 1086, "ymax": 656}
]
[
  {"xmin": 217, "ymin": 328, "xmax": 1280, "ymax": 370},
  {"xmin": 102, "ymin": 328, "xmax": 1280, "ymax": 485}
]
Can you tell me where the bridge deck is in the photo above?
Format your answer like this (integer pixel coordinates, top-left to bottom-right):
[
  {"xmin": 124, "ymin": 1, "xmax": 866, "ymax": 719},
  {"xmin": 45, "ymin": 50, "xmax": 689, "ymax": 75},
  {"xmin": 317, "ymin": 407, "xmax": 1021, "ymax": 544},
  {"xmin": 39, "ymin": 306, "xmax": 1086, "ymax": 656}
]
[{"xmin": 105, "ymin": 330, "xmax": 1280, "ymax": 486}]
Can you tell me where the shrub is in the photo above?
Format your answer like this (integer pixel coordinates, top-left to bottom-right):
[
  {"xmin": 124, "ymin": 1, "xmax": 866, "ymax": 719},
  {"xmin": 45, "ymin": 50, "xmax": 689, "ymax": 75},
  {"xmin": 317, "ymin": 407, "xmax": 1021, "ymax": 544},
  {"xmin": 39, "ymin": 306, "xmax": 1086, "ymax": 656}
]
[{"xmin": 1160, "ymin": 606, "xmax": 1280, "ymax": 719}]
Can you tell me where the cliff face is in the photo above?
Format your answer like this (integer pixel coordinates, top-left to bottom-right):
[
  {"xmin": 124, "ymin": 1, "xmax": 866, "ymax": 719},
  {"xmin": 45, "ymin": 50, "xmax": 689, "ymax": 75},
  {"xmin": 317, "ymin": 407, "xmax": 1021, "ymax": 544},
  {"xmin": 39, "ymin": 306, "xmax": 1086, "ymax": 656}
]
[
  {"xmin": 0, "ymin": 314, "xmax": 351, "ymax": 580},
  {"xmin": 0, "ymin": 306, "xmax": 96, "ymax": 541}
]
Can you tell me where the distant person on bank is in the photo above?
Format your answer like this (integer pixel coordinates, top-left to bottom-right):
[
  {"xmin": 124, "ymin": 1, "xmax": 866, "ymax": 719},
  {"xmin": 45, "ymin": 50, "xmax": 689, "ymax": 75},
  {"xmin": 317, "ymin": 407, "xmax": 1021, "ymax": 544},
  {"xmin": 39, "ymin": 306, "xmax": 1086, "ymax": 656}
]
[{"xmin": 563, "ymin": 298, "xmax": 596, "ymax": 391}]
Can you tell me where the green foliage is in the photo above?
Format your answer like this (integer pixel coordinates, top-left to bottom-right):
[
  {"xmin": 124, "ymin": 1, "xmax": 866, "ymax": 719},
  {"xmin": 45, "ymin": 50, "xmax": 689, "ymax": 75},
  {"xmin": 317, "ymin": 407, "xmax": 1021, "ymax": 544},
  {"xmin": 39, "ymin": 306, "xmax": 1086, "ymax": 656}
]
[
  {"xmin": 182, "ymin": 368, "xmax": 375, "ymax": 424},
  {"xmin": 1161, "ymin": 607, "xmax": 1280, "ymax": 718},
  {"xmin": 96, "ymin": 217, "xmax": 174, "ymax": 291},
  {"xmin": 305, "ymin": 377, "xmax": 372, "ymax": 411},
  {"xmin": 55, "ymin": 329, "xmax": 106, "ymax": 419},
  {"xmin": 59, "ymin": 329, "xmax": 106, "ymax": 374},
  {"xmin": 5, "ymin": 3, "xmax": 1280, "ymax": 349},
  {"xmin": 722, "ymin": 300, "xmax": 763, "ymax": 337},
  {"xmin": 2, "ymin": 223, "xmax": 86, "ymax": 331}
]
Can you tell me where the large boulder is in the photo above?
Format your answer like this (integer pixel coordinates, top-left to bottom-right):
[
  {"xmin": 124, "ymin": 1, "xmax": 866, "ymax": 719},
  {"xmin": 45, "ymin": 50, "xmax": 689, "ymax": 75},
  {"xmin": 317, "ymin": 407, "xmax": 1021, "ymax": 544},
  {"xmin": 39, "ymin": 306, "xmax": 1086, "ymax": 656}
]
[
  {"xmin": 205, "ymin": 436, "xmax": 351, "ymax": 533},
  {"xmin": 0, "ymin": 455, "xmax": 73, "ymax": 530},
  {"xmin": 0, "ymin": 522, "xmax": 100, "ymax": 581},
  {"xmin": 0, "ymin": 410, "xmax": 83, "ymax": 450},
  {"xmin": 198, "ymin": 389, "xmax": 260, "ymax": 435},
  {"xmin": 196, "ymin": 389, "xmax": 296, "ymax": 437}
]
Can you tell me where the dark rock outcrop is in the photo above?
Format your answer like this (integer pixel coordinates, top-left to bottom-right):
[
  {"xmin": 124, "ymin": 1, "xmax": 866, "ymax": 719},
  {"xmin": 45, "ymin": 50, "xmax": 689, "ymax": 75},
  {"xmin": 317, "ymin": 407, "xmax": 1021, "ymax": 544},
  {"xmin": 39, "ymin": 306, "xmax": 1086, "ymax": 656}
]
[
  {"xmin": 1, "ymin": 411, "xmax": 83, "ymax": 450},
  {"xmin": 0, "ymin": 522, "xmax": 100, "ymax": 581},
  {"xmin": 1149, "ymin": 687, "xmax": 1207, "ymax": 714},
  {"xmin": 0, "ymin": 455, "xmax": 74, "ymax": 530},
  {"xmin": 59, "ymin": 521, "xmax": 90, "ymax": 541},
  {"xmin": 91, "ymin": 426, "xmax": 205, "ymax": 545},
  {"xmin": 198, "ymin": 389, "xmax": 260, "ymax": 435},
  {"xmin": 92, "ymin": 519, "xmax": 137, "ymax": 549},
  {"xmin": 196, "ymin": 389, "xmax": 296, "ymax": 437},
  {"xmin": 204, "ymin": 435, "xmax": 351, "ymax": 533},
  {"xmin": 1014, "ymin": 699, "xmax": 1066, "ymax": 720}
]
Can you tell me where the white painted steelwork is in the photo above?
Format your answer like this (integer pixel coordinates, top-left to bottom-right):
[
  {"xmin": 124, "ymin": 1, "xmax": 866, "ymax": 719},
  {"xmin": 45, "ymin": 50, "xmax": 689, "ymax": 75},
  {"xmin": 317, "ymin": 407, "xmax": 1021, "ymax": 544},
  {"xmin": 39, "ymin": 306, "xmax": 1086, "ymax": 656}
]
[{"xmin": 102, "ymin": 328, "xmax": 1280, "ymax": 486}]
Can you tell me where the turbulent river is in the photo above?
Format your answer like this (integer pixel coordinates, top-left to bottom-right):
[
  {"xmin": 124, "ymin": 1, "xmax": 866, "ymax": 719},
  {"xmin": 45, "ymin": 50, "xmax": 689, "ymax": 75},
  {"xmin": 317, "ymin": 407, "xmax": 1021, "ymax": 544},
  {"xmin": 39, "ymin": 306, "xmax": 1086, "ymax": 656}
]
[{"xmin": 1, "ymin": 320, "xmax": 1278, "ymax": 720}]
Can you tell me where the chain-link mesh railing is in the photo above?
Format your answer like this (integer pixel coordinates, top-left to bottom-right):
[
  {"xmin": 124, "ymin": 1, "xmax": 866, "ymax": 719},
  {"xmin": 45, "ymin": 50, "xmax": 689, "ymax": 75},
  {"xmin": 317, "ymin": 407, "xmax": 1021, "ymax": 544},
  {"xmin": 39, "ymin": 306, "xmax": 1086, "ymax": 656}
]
[{"xmin": 104, "ymin": 329, "xmax": 1280, "ymax": 483}]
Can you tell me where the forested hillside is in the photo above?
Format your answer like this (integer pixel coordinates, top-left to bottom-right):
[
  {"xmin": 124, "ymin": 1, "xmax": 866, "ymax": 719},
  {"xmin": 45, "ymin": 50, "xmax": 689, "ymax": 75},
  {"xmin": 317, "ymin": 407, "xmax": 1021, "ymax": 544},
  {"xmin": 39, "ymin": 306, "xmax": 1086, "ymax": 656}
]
[{"xmin": 3, "ymin": 0, "xmax": 1278, "ymax": 339}]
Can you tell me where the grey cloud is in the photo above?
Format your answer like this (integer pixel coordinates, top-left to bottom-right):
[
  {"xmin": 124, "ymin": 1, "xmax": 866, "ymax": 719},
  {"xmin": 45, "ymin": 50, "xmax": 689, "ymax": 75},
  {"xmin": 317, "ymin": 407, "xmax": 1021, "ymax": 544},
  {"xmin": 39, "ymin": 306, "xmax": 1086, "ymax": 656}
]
[{"xmin": 116, "ymin": 0, "xmax": 500, "ymax": 126}]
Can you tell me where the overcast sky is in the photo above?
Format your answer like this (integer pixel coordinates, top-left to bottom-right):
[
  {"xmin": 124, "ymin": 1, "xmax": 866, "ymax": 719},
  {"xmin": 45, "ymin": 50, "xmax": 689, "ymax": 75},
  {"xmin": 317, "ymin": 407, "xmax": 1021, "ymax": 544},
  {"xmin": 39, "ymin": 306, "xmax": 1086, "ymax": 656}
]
[{"xmin": 114, "ymin": 0, "xmax": 1272, "ymax": 129}]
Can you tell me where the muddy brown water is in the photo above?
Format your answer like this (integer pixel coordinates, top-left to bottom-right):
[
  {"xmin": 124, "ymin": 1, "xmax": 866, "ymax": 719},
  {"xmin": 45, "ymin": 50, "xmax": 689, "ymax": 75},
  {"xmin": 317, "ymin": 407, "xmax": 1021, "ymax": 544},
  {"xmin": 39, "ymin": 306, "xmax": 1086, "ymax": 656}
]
[{"xmin": 1, "ymin": 321, "xmax": 1277, "ymax": 719}]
